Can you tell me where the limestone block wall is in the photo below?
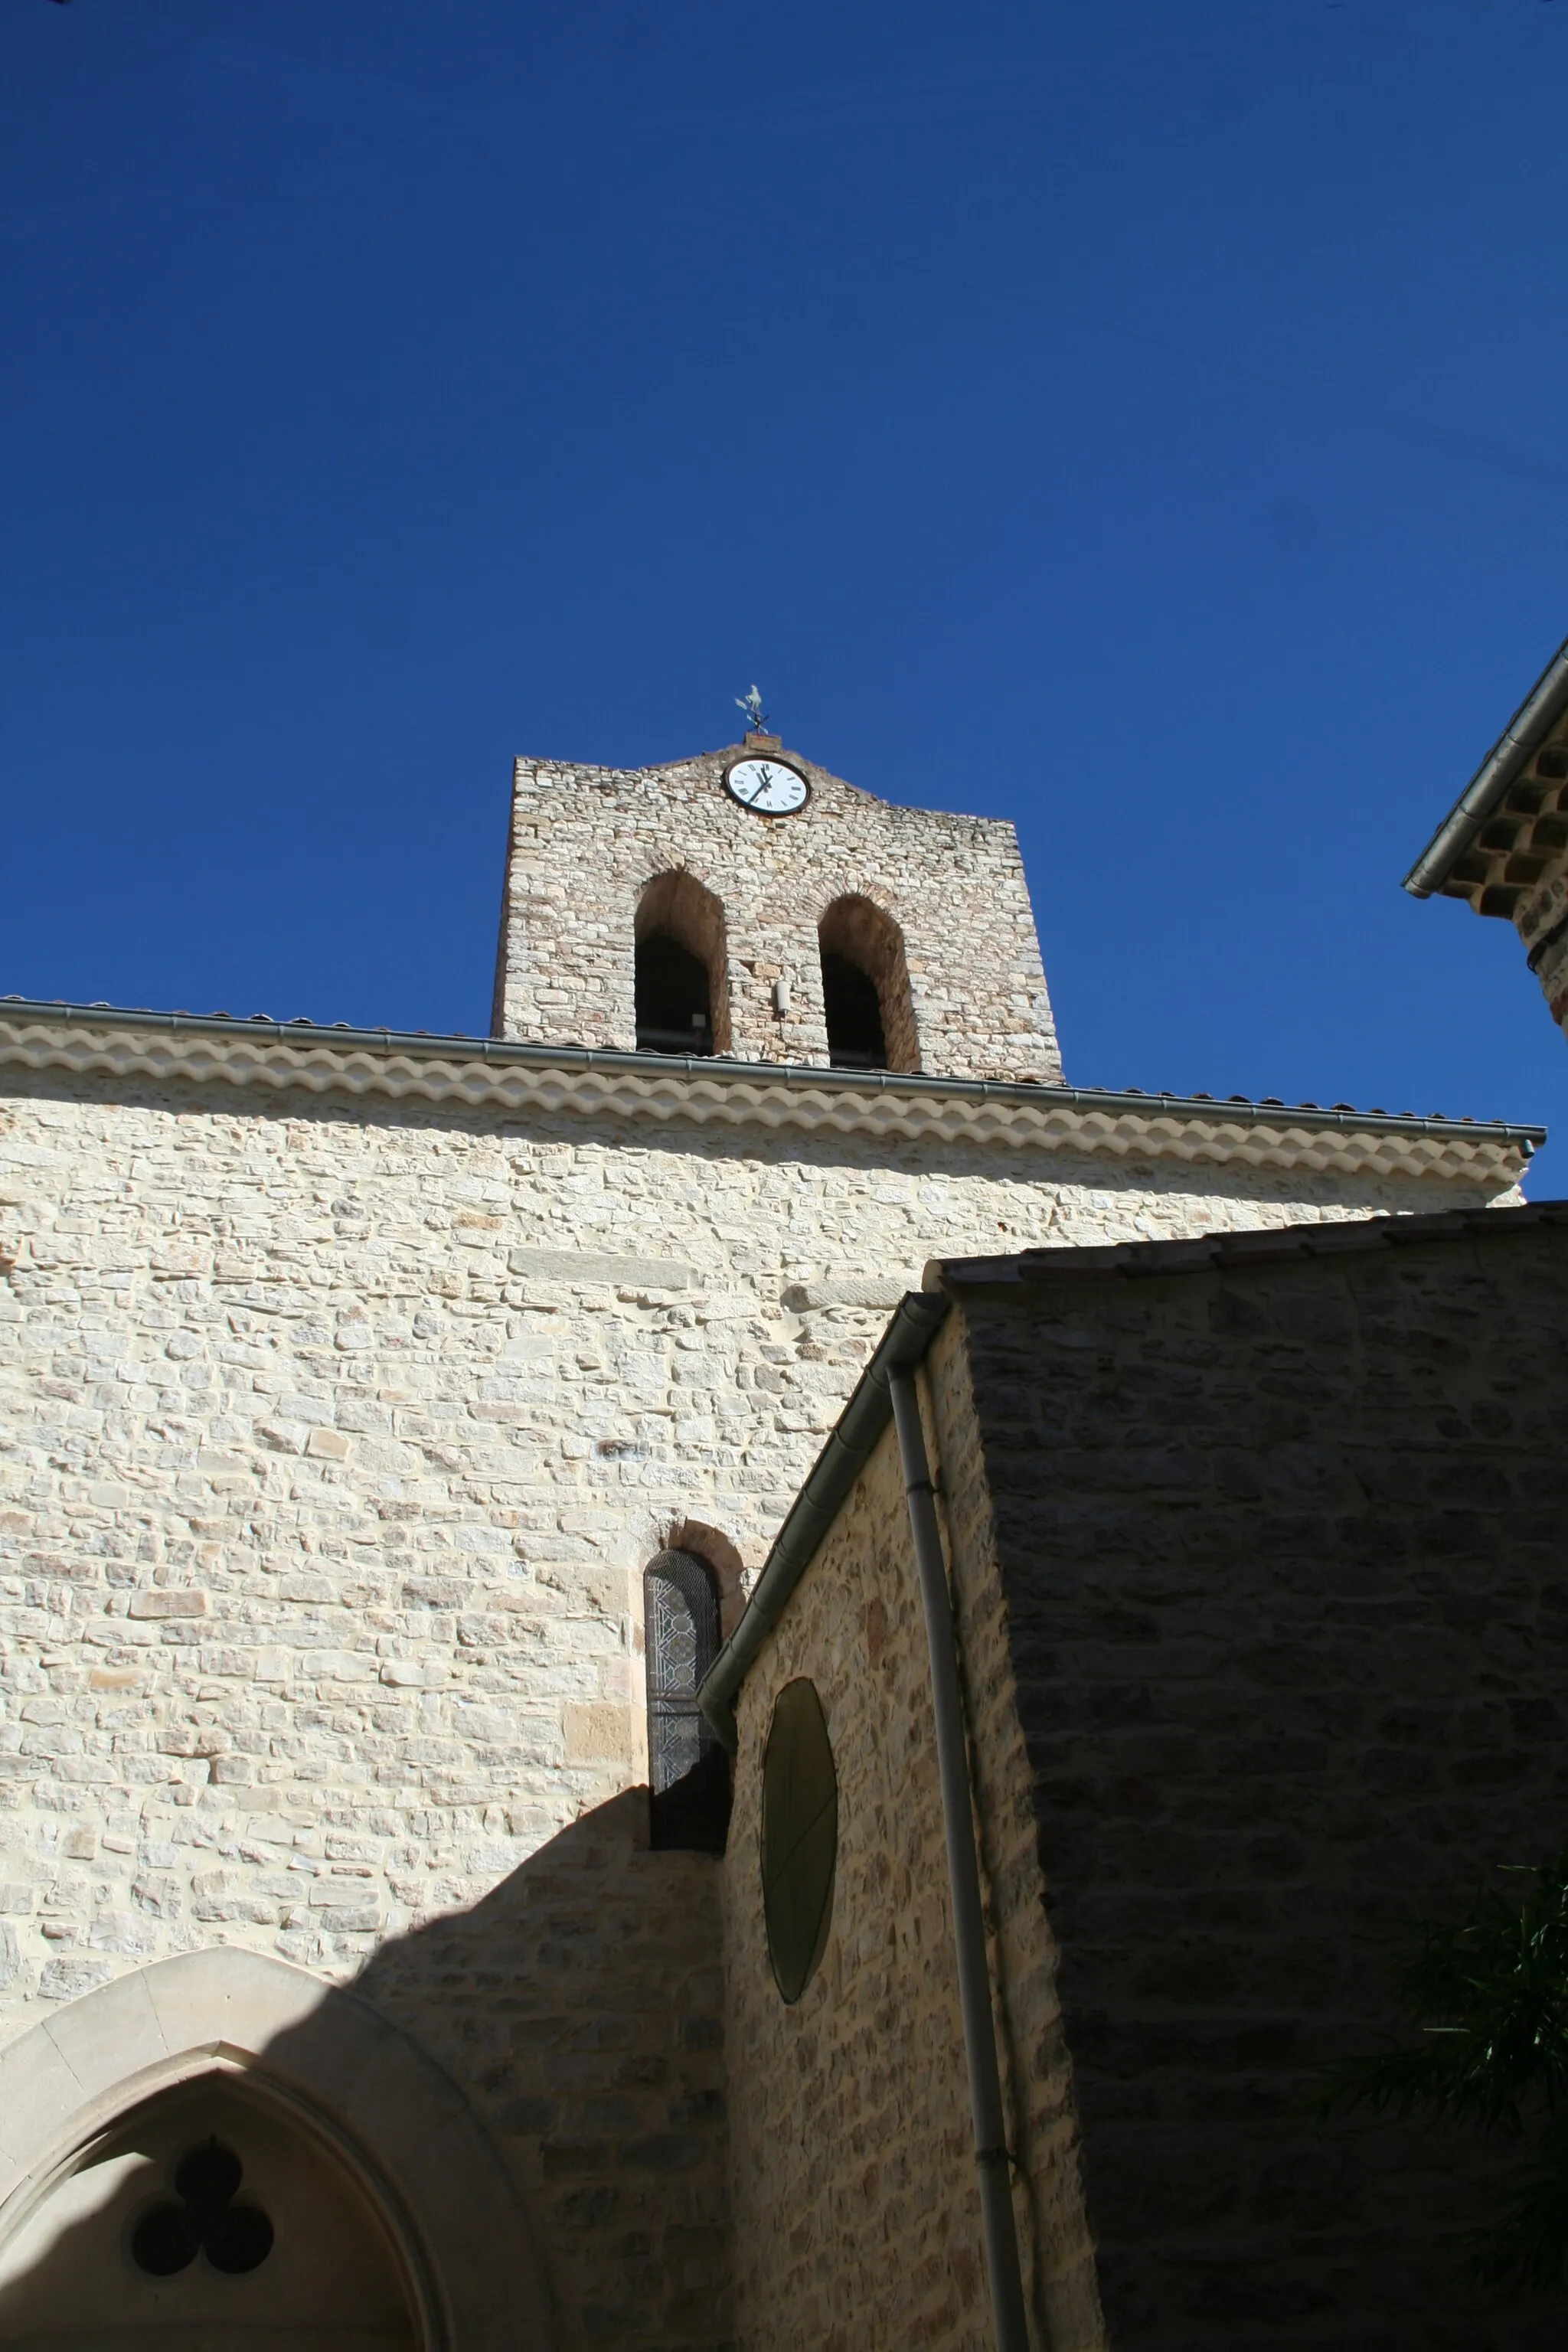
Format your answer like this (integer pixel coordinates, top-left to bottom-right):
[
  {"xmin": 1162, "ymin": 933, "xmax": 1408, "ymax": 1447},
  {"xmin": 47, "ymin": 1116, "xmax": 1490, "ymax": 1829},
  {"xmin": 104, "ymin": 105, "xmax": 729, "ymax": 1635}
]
[
  {"xmin": 0, "ymin": 1072, "xmax": 1515, "ymax": 2028},
  {"xmin": 490, "ymin": 741, "xmax": 1063, "ymax": 1080},
  {"xmin": 350, "ymin": 1788, "xmax": 730, "ymax": 2352},
  {"xmin": 1514, "ymin": 851, "xmax": 1568, "ymax": 1039},
  {"xmin": 0, "ymin": 1064, "xmax": 1529, "ymax": 2344},
  {"xmin": 721, "ymin": 1318, "xmax": 1107, "ymax": 2352},
  {"xmin": 721, "ymin": 1420, "xmax": 999, "ymax": 2351},
  {"xmin": 949, "ymin": 1214, "xmax": 1568, "ymax": 2350},
  {"xmin": 925, "ymin": 1313, "xmax": 1105, "ymax": 2351}
]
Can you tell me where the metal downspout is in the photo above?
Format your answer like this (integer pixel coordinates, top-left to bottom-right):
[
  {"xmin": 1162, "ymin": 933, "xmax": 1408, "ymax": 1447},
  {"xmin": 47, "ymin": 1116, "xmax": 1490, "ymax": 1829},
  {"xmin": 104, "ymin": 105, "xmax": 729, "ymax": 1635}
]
[{"xmin": 889, "ymin": 1370, "xmax": 1031, "ymax": 2352}]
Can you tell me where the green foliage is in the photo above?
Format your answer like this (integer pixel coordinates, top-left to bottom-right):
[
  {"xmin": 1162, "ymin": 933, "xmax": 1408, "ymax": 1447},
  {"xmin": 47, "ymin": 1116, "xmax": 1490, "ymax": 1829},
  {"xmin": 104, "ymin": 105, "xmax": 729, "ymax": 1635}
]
[{"xmin": 1317, "ymin": 1853, "xmax": 1568, "ymax": 2292}]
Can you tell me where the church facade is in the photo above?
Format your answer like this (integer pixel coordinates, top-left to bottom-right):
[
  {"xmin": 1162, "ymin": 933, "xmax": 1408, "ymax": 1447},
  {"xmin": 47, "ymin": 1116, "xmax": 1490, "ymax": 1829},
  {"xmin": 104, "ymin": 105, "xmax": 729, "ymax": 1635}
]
[{"xmin": 0, "ymin": 734, "xmax": 1544, "ymax": 2348}]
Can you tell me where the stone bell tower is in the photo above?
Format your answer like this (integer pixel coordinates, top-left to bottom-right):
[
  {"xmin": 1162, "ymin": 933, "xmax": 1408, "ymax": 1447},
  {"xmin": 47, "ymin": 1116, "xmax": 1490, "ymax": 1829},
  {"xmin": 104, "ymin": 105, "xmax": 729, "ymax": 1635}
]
[{"xmin": 489, "ymin": 733, "xmax": 1063, "ymax": 1084}]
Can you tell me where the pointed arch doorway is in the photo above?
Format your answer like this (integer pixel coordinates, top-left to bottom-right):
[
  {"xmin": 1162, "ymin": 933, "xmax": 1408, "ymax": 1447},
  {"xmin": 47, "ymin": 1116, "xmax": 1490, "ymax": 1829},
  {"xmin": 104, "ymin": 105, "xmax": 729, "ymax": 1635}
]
[
  {"xmin": 0, "ymin": 2071, "xmax": 417, "ymax": 2351},
  {"xmin": 0, "ymin": 1949, "xmax": 554, "ymax": 2352}
]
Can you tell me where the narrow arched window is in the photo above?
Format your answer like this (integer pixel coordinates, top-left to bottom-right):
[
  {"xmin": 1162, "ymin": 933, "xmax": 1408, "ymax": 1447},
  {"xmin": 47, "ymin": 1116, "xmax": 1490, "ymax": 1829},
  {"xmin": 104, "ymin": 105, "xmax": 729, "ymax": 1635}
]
[
  {"xmin": 635, "ymin": 872, "xmax": 730, "ymax": 1056},
  {"xmin": 644, "ymin": 1549, "xmax": 730, "ymax": 1853},
  {"xmin": 818, "ymin": 896, "xmax": 919, "ymax": 1072}
]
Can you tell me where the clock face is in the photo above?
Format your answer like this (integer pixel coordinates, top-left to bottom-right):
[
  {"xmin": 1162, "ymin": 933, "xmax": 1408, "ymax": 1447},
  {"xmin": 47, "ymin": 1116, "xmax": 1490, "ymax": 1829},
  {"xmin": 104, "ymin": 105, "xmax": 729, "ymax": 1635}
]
[{"xmin": 724, "ymin": 756, "xmax": 809, "ymax": 817}]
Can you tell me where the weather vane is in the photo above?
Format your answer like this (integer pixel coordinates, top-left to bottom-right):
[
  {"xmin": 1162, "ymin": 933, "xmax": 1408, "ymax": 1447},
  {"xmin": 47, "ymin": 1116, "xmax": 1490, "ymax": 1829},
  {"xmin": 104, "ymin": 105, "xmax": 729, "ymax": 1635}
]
[{"xmin": 735, "ymin": 684, "xmax": 769, "ymax": 736}]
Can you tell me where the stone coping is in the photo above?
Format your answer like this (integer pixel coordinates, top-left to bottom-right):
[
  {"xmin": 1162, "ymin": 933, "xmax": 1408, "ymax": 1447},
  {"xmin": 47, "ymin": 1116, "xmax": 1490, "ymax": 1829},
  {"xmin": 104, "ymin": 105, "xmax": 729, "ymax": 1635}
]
[{"xmin": 0, "ymin": 998, "xmax": 1543, "ymax": 1184}]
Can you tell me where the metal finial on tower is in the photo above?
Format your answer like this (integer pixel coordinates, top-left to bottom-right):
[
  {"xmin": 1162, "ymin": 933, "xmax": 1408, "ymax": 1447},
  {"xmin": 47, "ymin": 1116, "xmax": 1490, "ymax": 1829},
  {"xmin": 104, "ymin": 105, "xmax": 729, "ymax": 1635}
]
[{"xmin": 735, "ymin": 684, "xmax": 769, "ymax": 736}]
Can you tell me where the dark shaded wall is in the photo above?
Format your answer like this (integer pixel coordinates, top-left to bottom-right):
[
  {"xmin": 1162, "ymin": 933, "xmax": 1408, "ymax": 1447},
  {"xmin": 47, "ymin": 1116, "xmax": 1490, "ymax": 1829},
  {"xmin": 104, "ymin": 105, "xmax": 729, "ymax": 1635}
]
[
  {"xmin": 951, "ymin": 1210, "xmax": 1568, "ymax": 2351},
  {"xmin": 355, "ymin": 1789, "xmax": 730, "ymax": 2350},
  {"xmin": 0, "ymin": 1791, "xmax": 730, "ymax": 2352}
]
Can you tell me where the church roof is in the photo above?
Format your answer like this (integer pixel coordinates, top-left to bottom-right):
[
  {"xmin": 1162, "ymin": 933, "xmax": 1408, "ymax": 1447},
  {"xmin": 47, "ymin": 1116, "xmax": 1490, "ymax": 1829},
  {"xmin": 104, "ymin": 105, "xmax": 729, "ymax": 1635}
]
[
  {"xmin": 935, "ymin": 1195, "xmax": 1568, "ymax": 1287},
  {"xmin": 699, "ymin": 1197, "xmax": 1568, "ymax": 1749},
  {"xmin": 1405, "ymin": 631, "xmax": 1568, "ymax": 913},
  {"xmin": 0, "ymin": 998, "xmax": 1542, "ymax": 1188}
]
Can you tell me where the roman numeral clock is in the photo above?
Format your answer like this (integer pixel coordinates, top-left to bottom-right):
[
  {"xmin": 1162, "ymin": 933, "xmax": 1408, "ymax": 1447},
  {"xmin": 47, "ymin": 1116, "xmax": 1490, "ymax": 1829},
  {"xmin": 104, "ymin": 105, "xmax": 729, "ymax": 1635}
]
[{"xmin": 724, "ymin": 756, "xmax": 810, "ymax": 816}]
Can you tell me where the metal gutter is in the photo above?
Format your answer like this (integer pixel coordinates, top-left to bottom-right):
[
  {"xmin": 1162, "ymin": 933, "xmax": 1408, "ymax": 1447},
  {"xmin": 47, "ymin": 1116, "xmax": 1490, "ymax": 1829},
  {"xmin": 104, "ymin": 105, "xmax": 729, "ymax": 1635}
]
[
  {"xmin": 697, "ymin": 1291, "xmax": 949, "ymax": 1754},
  {"xmin": 0, "ymin": 998, "xmax": 1542, "ymax": 1152},
  {"xmin": 1403, "ymin": 633, "xmax": 1568, "ymax": 898},
  {"xmin": 697, "ymin": 1290, "xmax": 1033, "ymax": 2346}
]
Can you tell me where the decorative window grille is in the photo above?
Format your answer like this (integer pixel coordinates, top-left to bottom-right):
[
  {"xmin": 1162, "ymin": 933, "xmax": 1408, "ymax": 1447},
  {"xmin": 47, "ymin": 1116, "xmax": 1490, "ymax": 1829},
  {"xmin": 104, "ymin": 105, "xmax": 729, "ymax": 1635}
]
[{"xmin": 644, "ymin": 1550, "xmax": 730, "ymax": 1852}]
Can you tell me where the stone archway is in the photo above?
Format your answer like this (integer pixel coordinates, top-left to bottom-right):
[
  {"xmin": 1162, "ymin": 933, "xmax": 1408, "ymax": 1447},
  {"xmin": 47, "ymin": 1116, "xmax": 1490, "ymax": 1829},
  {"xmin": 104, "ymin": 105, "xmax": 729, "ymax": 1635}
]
[
  {"xmin": 817, "ymin": 894, "xmax": 919, "ymax": 1073},
  {"xmin": 0, "ymin": 1949, "xmax": 554, "ymax": 2352},
  {"xmin": 0, "ymin": 2069, "xmax": 418, "ymax": 2351},
  {"xmin": 635, "ymin": 869, "xmax": 732, "ymax": 1054}
]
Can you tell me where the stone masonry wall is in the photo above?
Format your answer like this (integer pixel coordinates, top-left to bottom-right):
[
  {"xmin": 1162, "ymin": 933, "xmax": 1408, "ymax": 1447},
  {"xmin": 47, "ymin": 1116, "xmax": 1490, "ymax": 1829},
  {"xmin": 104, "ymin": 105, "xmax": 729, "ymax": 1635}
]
[
  {"xmin": 491, "ymin": 741, "xmax": 1063, "ymax": 1081},
  {"xmin": 0, "ymin": 1073, "xmax": 1486, "ymax": 2026},
  {"xmin": 346, "ymin": 1788, "xmax": 730, "ymax": 2352},
  {"xmin": 722, "ymin": 1315, "xmax": 1116, "ymax": 2352},
  {"xmin": 924, "ymin": 1313, "xmax": 1105, "ymax": 2351},
  {"xmin": 952, "ymin": 1217, "xmax": 1568, "ymax": 2351},
  {"xmin": 1513, "ymin": 849, "xmax": 1568, "ymax": 1040},
  {"xmin": 0, "ymin": 1070, "xmax": 1526, "ymax": 2343},
  {"xmin": 723, "ymin": 1418, "xmax": 997, "ymax": 2352}
]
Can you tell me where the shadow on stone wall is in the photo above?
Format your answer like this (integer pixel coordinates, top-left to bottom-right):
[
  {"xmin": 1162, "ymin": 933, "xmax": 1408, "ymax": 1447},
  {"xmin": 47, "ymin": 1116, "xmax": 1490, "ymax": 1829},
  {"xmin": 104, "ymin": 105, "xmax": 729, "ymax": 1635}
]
[
  {"xmin": 969, "ymin": 1226, "xmax": 1568, "ymax": 2352},
  {"xmin": 335, "ymin": 1787, "xmax": 730, "ymax": 2351},
  {"xmin": 0, "ymin": 1789, "xmax": 731, "ymax": 2352}
]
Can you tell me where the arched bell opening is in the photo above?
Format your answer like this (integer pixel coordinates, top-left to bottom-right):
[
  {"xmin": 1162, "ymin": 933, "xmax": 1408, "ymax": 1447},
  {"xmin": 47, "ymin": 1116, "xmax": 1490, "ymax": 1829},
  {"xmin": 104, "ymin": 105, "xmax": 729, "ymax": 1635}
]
[
  {"xmin": 0, "ymin": 2072, "xmax": 423, "ymax": 2352},
  {"xmin": 819, "ymin": 952, "xmax": 885, "ymax": 1068},
  {"xmin": 635, "ymin": 871, "xmax": 730, "ymax": 1057},
  {"xmin": 818, "ymin": 896, "xmax": 919, "ymax": 1073}
]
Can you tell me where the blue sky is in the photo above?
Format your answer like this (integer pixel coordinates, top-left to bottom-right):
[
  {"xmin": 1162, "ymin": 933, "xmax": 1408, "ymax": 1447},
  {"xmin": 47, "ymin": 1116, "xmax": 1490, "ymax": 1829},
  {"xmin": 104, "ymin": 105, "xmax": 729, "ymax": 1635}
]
[{"xmin": 5, "ymin": 0, "xmax": 1568, "ymax": 1184}]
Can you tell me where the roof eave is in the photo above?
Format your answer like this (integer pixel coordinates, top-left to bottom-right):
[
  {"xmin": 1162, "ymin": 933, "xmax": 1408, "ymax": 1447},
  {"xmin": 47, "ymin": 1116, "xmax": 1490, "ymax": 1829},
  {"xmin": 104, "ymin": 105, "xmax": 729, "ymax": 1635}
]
[
  {"xmin": 0, "ymin": 1000, "xmax": 1540, "ymax": 1163},
  {"xmin": 1404, "ymin": 634, "xmax": 1568, "ymax": 898},
  {"xmin": 697, "ymin": 1198, "xmax": 1568, "ymax": 1748}
]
